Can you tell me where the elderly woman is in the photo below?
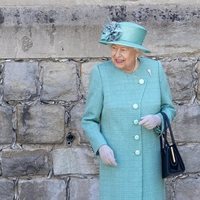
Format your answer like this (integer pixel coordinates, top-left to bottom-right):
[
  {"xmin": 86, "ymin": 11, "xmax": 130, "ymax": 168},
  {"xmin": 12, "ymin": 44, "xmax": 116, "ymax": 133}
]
[{"xmin": 82, "ymin": 21, "xmax": 176, "ymax": 200}]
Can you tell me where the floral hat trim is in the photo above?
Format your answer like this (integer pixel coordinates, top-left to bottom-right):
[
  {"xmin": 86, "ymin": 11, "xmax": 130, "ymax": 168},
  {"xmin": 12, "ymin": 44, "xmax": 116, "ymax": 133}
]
[{"xmin": 100, "ymin": 21, "xmax": 122, "ymax": 42}]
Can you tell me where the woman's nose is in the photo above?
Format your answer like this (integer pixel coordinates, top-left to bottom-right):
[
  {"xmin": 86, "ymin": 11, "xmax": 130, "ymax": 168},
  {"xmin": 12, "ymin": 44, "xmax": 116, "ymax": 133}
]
[{"xmin": 114, "ymin": 49, "xmax": 122, "ymax": 57}]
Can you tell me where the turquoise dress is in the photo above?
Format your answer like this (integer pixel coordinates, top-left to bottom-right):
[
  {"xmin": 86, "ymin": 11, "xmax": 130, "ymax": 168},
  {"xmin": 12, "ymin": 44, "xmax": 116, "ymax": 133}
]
[{"xmin": 82, "ymin": 57, "xmax": 176, "ymax": 200}]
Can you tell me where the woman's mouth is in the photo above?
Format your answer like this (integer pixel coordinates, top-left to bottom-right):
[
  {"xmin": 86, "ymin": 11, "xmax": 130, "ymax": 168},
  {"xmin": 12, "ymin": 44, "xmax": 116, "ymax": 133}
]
[{"xmin": 115, "ymin": 59, "xmax": 124, "ymax": 64}]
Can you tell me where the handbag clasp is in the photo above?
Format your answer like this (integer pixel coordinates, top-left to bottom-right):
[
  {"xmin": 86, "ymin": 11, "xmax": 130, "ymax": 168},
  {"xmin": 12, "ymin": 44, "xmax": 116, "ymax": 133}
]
[{"xmin": 170, "ymin": 146, "xmax": 176, "ymax": 163}]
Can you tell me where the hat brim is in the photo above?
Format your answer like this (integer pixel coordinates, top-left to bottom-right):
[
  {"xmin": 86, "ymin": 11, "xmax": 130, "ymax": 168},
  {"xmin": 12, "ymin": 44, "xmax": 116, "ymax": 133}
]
[{"xmin": 99, "ymin": 40, "xmax": 151, "ymax": 53}]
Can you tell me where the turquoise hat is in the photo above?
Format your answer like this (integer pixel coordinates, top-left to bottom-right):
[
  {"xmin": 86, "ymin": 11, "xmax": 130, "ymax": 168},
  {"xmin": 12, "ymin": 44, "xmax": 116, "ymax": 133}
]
[{"xmin": 99, "ymin": 21, "xmax": 150, "ymax": 53}]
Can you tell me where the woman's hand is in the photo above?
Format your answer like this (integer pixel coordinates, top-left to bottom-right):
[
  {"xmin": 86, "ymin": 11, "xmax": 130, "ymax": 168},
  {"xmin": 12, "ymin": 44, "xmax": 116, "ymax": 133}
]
[
  {"xmin": 139, "ymin": 114, "xmax": 161, "ymax": 129},
  {"xmin": 99, "ymin": 145, "xmax": 117, "ymax": 167}
]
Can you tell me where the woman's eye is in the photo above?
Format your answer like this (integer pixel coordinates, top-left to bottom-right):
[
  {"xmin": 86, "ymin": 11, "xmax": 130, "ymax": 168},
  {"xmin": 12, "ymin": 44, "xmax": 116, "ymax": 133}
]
[{"xmin": 121, "ymin": 49, "xmax": 127, "ymax": 52}]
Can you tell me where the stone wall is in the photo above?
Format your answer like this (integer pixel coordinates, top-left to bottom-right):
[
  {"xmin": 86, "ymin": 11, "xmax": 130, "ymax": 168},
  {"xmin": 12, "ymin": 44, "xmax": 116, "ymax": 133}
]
[{"xmin": 0, "ymin": 2, "xmax": 199, "ymax": 200}]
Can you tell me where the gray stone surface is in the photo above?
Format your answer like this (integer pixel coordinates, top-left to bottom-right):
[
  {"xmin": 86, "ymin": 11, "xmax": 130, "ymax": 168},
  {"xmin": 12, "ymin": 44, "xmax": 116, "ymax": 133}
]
[
  {"xmin": 195, "ymin": 61, "xmax": 200, "ymax": 102},
  {"xmin": 40, "ymin": 61, "xmax": 78, "ymax": 101},
  {"xmin": 69, "ymin": 177, "xmax": 99, "ymax": 200},
  {"xmin": 81, "ymin": 61, "xmax": 100, "ymax": 95},
  {"xmin": 70, "ymin": 102, "xmax": 88, "ymax": 143},
  {"xmin": 178, "ymin": 144, "xmax": 200, "ymax": 173},
  {"xmin": 0, "ymin": 0, "xmax": 199, "ymax": 6},
  {"xmin": 175, "ymin": 176, "xmax": 200, "ymax": 200},
  {"xmin": 17, "ymin": 104, "xmax": 65, "ymax": 143},
  {"xmin": 1, "ymin": 149, "xmax": 50, "ymax": 177},
  {"xmin": 161, "ymin": 57, "xmax": 197, "ymax": 104},
  {"xmin": 4, "ymin": 62, "xmax": 39, "ymax": 101},
  {"xmin": 0, "ymin": 5, "xmax": 199, "ymax": 58},
  {"xmin": 18, "ymin": 178, "xmax": 66, "ymax": 200},
  {"xmin": 0, "ymin": 106, "xmax": 13, "ymax": 144},
  {"xmin": 52, "ymin": 147, "xmax": 99, "ymax": 175},
  {"xmin": 173, "ymin": 105, "xmax": 200, "ymax": 142},
  {"xmin": 0, "ymin": 179, "xmax": 15, "ymax": 200},
  {"xmin": 165, "ymin": 178, "xmax": 174, "ymax": 200}
]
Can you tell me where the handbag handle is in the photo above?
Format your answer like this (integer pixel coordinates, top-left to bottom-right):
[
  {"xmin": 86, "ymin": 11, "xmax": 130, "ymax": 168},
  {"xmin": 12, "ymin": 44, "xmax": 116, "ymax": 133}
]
[{"xmin": 160, "ymin": 112, "xmax": 176, "ymax": 144}]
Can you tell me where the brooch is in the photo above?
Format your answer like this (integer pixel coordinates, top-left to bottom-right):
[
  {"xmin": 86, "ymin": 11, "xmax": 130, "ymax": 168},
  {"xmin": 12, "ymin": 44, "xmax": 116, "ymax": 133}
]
[{"xmin": 147, "ymin": 69, "xmax": 152, "ymax": 76}]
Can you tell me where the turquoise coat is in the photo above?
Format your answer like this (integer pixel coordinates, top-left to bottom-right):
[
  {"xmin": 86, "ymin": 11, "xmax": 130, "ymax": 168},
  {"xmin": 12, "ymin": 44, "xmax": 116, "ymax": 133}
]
[{"xmin": 82, "ymin": 57, "xmax": 176, "ymax": 200}]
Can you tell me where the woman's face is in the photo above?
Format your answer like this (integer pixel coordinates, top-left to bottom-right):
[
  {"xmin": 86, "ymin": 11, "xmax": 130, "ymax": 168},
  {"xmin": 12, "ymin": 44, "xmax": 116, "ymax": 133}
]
[{"xmin": 111, "ymin": 44, "xmax": 139, "ymax": 73}]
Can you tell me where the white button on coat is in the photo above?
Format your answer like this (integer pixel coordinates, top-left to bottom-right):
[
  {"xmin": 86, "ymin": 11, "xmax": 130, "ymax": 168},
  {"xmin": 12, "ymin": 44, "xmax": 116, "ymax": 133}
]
[
  {"xmin": 135, "ymin": 150, "xmax": 140, "ymax": 155},
  {"xmin": 133, "ymin": 120, "xmax": 139, "ymax": 125},
  {"xmin": 133, "ymin": 104, "xmax": 139, "ymax": 109},
  {"xmin": 139, "ymin": 79, "xmax": 145, "ymax": 84},
  {"xmin": 134, "ymin": 135, "xmax": 140, "ymax": 140}
]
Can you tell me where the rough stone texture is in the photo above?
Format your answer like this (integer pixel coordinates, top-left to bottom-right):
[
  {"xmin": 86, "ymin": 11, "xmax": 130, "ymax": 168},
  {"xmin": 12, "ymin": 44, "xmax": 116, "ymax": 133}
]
[
  {"xmin": 69, "ymin": 177, "xmax": 99, "ymax": 200},
  {"xmin": 178, "ymin": 144, "xmax": 200, "ymax": 173},
  {"xmin": 173, "ymin": 105, "xmax": 200, "ymax": 142},
  {"xmin": 17, "ymin": 104, "xmax": 65, "ymax": 144},
  {"xmin": 161, "ymin": 57, "xmax": 197, "ymax": 104},
  {"xmin": 40, "ymin": 61, "xmax": 78, "ymax": 101},
  {"xmin": 0, "ymin": 5, "xmax": 199, "ymax": 58},
  {"xmin": 81, "ymin": 61, "xmax": 100, "ymax": 95},
  {"xmin": 1, "ymin": 149, "xmax": 50, "ymax": 177},
  {"xmin": 52, "ymin": 147, "xmax": 99, "ymax": 175},
  {"xmin": 4, "ymin": 62, "xmax": 39, "ymax": 101},
  {"xmin": 165, "ymin": 178, "xmax": 174, "ymax": 200},
  {"xmin": 0, "ymin": 106, "xmax": 13, "ymax": 144},
  {"xmin": 195, "ymin": 61, "xmax": 200, "ymax": 102},
  {"xmin": 0, "ymin": 179, "xmax": 15, "ymax": 200},
  {"xmin": 175, "ymin": 176, "xmax": 200, "ymax": 200},
  {"xmin": 18, "ymin": 179, "xmax": 66, "ymax": 200},
  {"xmin": 70, "ymin": 102, "xmax": 88, "ymax": 143},
  {"xmin": 0, "ymin": 0, "xmax": 199, "ymax": 6}
]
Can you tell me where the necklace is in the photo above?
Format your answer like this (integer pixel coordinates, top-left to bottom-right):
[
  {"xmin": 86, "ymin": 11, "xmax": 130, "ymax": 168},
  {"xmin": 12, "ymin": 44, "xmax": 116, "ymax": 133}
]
[{"xmin": 124, "ymin": 57, "xmax": 139, "ymax": 73}]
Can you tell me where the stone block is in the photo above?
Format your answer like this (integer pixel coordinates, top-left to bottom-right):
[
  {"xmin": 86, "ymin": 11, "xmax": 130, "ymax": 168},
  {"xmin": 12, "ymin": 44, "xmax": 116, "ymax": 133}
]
[
  {"xmin": 17, "ymin": 104, "xmax": 65, "ymax": 144},
  {"xmin": 0, "ymin": 19, "xmax": 107, "ymax": 59},
  {"xmin": 40, "ymin": 61, "xmax": 78, "ymax": 101},
  {"xmin": 161, "ymin": 57, "xmax": 197, "ymax": 104},
  {"xmin": 0, "ymin": 106, "xmax": 13, "ymax": 144},
  {"xmin": 0, "ymin": 5, "xmax": 199, "ymax": 59},
  {"xmin": 70, "ymin": 102, "xmax": 89, "ymax": 143},
  {"xmin": 81, "ymin": 61, "xmax": 100, "ymax": 94},
  {"xmin": 1, "ymin": 149, "xmax": 50, "ymax": 177},
  {"xmin": 52, "ymin": 147, "xmax": 98, "ymax": 175},
  {"xmin": 175, "ymin": 177, "xmax": 200, "ymax": 200},
  {"xmin": 4, "ymin": 62, "xmax": 39, "ymax": 101},
  {"xmin": 178, "ymin": 144, "xmax": 200, "ymax": 173},
  {"xmin": 69, "ymin": 177, "xmax": 99, "ymax": 200},
  {"xmin": 165, "ymin": 178, "xmax": 174, "ymax": 200},
  {"xmin": 0, "ymin": 0, "xmax": 199, "ymax": 6},
  {"xmin": 195, "ymin": 61, "xmax": 200, "ymax": 102},
  {"xmin": 18, "ymin": 178, "xmax": 66, "ymax": 200},
  {"xmin": 0, "ymin": 179, "xmax": 15, "ymax": 200},
  {"xmin": 173, "ymin": 105, "xmax": 200, "ymax": 142}
]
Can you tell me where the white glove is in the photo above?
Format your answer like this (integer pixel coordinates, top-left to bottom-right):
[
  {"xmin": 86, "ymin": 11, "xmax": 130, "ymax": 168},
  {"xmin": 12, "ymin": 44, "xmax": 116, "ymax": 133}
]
[
  {"xmin": 139, "ymin": 114, "xmax": 161, "ymax": 130},
  {"xmin": 99, "ymin": 145, "xmax": 117, "ymax": 167}
]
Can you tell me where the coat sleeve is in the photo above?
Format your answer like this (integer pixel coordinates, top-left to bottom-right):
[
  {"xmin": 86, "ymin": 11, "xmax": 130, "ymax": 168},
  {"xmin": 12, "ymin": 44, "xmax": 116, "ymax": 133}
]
[
  {"xmin": 81, "ymin": 65, "xmax": 107, "ymax": 154},
  {"xmin": 154, "ymin": 61, "xmax": 176, "ymax": 134}
]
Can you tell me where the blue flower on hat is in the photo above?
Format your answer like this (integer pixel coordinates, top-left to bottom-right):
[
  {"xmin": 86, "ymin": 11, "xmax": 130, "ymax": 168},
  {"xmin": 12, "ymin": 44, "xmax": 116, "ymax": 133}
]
[{"xmin": 100, "ymin": 22, "xmax": 122, "ymax": 42}]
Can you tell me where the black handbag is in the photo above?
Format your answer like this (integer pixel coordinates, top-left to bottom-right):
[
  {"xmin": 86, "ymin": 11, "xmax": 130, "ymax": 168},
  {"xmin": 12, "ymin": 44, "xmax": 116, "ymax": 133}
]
[{"xmin": 160, "ymin": 112, "xmax": 185, "ymax": 178}]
